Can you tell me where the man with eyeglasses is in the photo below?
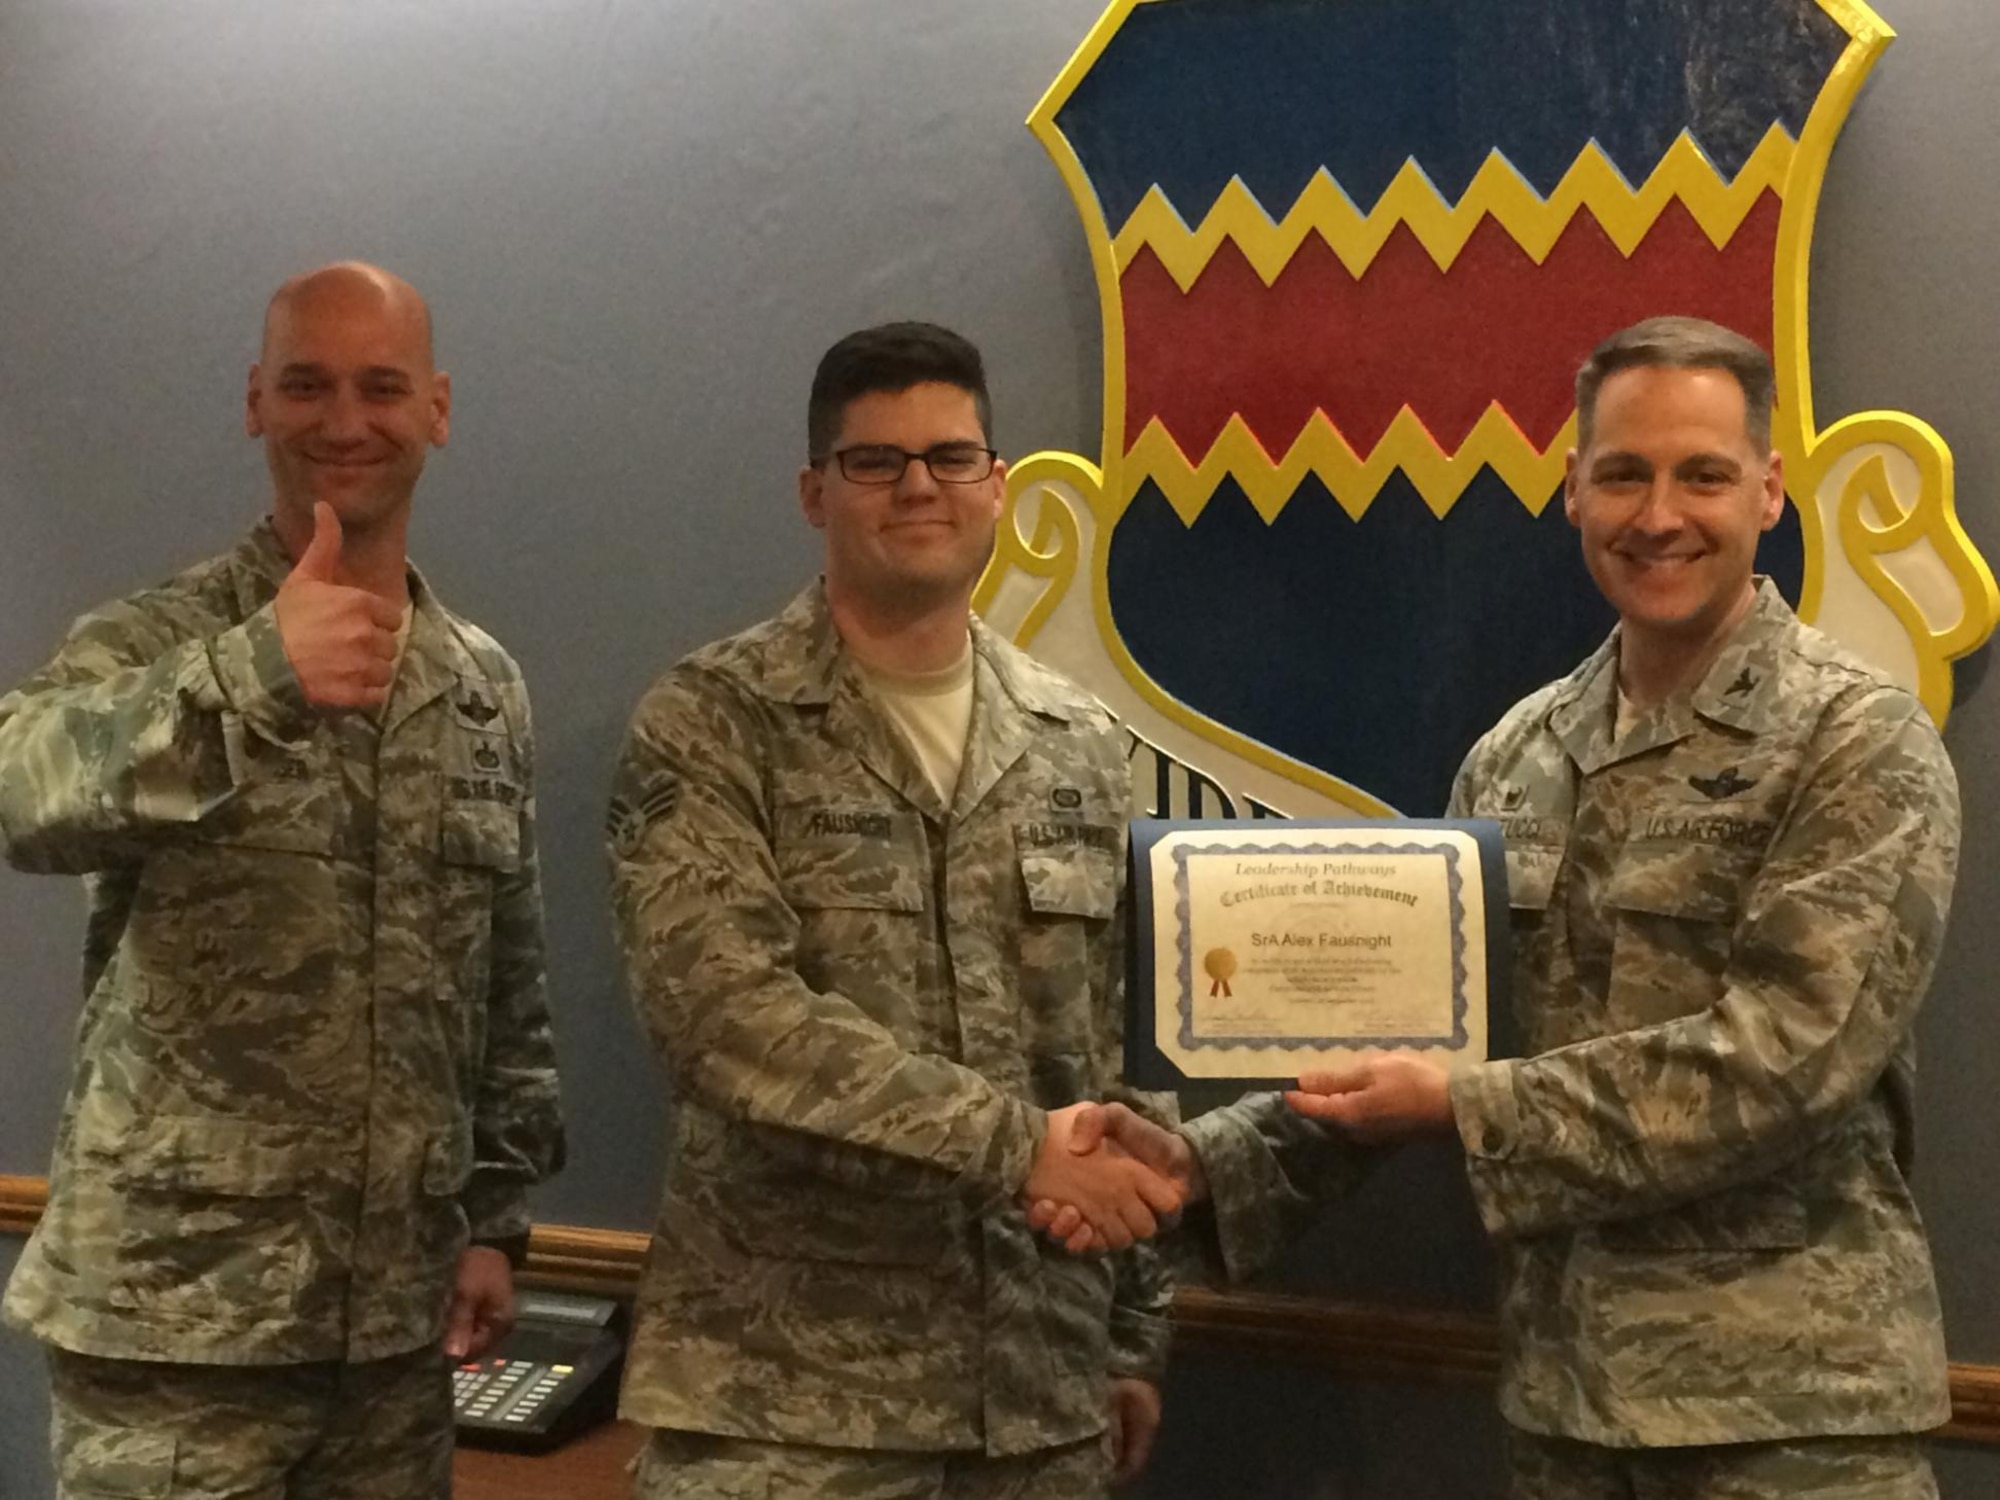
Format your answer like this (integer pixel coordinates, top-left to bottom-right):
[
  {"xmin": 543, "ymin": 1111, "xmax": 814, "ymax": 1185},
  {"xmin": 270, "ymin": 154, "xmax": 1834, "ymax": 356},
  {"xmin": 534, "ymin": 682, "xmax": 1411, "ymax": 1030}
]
[{"xmin": 606, "ymin": 321, "xmax": 1181, "ymax": 1497}]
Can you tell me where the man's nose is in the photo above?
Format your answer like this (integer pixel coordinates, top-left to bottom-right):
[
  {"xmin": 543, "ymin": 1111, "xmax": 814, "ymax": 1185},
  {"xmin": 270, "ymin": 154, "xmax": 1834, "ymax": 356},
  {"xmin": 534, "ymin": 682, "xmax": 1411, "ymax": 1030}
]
[
  {"xmin": 894, "ymin": 454, "xmax": 943, "ymax": 500},
  {"xmin": 1629, "ymin": 476, "xmax": 1685, "ymax": 531},
  {"xmin": 320, "ymin": 386, "xmax": 368, "ymax": 443}
]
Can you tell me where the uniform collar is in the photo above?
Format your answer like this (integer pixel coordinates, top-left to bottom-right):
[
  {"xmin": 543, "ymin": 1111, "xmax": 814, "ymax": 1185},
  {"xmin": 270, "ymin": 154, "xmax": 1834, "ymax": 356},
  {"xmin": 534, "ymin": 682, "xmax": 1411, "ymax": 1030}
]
[
  {"xmin": 393, "ymin": 588, "xmax": 494, "ymax": 736},
  {"xmin": 756, "ymin": 579, "xmax": 1078, "ymax": 821},
  {"xmin": 1683, "ymin": 578, "xmax": 1794, "ymax": 736},
  {"xmin": 1546, "ymin": 578, "xmax": 1794, "ymax": 772},
  {"xmin": 755, "ymin": 579, "xmax": 1076, "ymax": 725}
]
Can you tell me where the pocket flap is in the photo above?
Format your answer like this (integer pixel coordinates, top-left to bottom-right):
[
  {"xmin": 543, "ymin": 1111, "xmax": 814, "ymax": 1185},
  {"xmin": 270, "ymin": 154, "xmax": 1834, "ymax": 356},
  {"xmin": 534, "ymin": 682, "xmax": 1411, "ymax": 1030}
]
[
  {"xmin": 89, "ymin": 1109, "xmax": 340, "ymax": 1196},
  {"xmin": 57, "ymin": 1428, "xmax": 177, "ymax": 1498},
  {"xmin": 441, "ymin": 798, "xmax": 522, "ymax": 872},
  {"xmin": 1608, "ymin": 841, "xmax": 1756, "ymax": 922},
  {"xmin": 190, "ymin": 772, "xmax": 337, "ymax": 856},
  {"xmin": 776, "ymin": 816, "xmax": 927, "ymax": 912},
  {"xmin": 1018, "ymin": 842, "xmax": 1119, "ymax": 920},
  {"xmin": 1596, "ymin": 1183, "xmax": 1808, "ymax": 1252},
  {"xmin": 1503, "ymin": 845, "xmax": 1562, "ymax": 912}
]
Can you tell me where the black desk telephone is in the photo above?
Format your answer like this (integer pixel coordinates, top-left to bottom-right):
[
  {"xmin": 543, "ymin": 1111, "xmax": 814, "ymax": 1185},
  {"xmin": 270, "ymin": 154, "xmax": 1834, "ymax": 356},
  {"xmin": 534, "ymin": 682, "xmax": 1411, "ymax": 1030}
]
[{"xmin": 453, "ymin": 1289, "xmax": 625, "ymax": 1452}]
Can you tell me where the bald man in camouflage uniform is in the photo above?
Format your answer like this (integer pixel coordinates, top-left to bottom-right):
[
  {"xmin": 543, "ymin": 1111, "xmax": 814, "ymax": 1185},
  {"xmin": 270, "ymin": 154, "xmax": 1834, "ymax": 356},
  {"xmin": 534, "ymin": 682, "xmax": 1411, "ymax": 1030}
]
[
  {"xmin": 0, "ymin": 263, "xmax": 565, "ymax": 1498},
  {"xmin": 1050, "ymin": 318, "xmax": 1959, "ymax": 1498},
  {"xmin": 608, "ymin": 322, "xmax": 1181, "ymax": 1499}
]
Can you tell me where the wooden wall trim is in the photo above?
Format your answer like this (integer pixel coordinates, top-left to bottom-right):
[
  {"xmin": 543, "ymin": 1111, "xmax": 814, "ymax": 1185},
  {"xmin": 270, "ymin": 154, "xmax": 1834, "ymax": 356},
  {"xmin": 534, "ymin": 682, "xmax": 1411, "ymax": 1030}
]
[
  {"xmin": 0, "ymin": 1175, "xmax": 44, "ymax": 1236},
  {"xmin": 3, "ymin": 1178, "xmax": 1995, "ymax": 1444}
]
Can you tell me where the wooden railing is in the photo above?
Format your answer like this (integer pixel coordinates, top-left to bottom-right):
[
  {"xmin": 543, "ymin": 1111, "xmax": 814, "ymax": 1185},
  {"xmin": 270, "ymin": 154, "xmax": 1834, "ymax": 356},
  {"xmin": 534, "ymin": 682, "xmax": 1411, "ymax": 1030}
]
[{"xmin": 6, "ymin": 1175, "xmax": 1995, "ymax": 1444}]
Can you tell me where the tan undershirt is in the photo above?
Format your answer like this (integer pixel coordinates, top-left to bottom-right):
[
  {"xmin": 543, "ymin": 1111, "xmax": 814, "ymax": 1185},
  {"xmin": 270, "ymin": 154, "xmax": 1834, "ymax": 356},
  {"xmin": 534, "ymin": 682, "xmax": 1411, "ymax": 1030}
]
[
  {"xmin": 855, "ymin": 641, "xmax": 975, "ymax": 804},
  {"xmin": 1614, "ymin": 682, "xmax": 1641, "ymax": 742}
]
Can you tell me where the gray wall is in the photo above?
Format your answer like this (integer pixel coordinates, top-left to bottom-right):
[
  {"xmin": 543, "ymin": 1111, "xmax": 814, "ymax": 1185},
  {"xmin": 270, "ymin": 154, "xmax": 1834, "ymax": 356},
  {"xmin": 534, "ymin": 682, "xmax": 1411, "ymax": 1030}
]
[{"xmin": 2, "ymin": 2, "xmax": 1997, "ymax": 1496}]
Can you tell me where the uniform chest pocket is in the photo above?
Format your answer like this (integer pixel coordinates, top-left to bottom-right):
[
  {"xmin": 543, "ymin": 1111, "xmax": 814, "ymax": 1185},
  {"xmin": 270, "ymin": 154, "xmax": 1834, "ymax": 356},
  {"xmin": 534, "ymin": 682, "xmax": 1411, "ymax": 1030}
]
[
  {"xmin": 1607, "ymin": 837, "xmax": 1759, "ymax": 923},
  {"xmin": 440, "ymin": 797, "xmax": 521, "ymax": 872},
  {"xmin": 1015, "ymin": 832, "xmax": 1120, "ymax": 1059},
  {"xmin": 1017, "ymin": 837, "xmax": 1120, "ymax": 921},
  {"xmin": 435, "ymin": 800, "xmax": 519, "ymax": 1027},
  {"xmin": 1503, "ymin": 843, "xmax": 1563, "ymax": 915},
  {"xmin": 774, "ymin": 807, "xmax": 927, "ymax": 913},
  {"xmin": 189, "ymin": 760, "xmax": 338, "ymax": 856},
  {"xmin": 773, "ymin": 813, "xmax": 929, "ymax": 1028},
  {"xmin": 1604, "ymin": 840, "xmax": 1757, "ymax": 1026}
]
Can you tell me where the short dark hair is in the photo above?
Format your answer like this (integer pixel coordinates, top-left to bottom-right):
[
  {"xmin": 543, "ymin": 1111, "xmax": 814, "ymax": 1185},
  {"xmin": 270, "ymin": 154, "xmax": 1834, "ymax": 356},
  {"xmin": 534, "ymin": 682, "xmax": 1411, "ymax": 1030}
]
[
  {"xmin": 807, "ymin": 322, "xmax": 993, "ymax": 459},
  {"xmin": 1575, "ymin": 316, "xmax": 1775, "ymax": 453}
]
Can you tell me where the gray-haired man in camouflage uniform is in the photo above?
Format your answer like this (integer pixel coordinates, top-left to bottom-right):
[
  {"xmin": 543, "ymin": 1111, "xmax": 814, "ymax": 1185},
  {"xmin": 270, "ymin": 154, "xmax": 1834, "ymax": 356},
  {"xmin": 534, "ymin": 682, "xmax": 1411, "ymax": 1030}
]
[
  {"xmin": 0, "ymin": 262, "xmax": 566, "ymax": 1498},
  {"xmin": 607, "ymin": 322, "xmax": 1184, "ymax": 1499},
  {"xmin": 1041, "ymin": 317, "xmax": 1959, "ymax": 1497}
]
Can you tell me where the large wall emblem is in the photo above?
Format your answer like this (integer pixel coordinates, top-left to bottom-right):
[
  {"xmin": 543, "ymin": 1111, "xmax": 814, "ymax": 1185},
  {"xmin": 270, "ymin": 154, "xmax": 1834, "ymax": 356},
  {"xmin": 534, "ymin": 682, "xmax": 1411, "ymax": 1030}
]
[{"xmin": 977, "ymin": 0, "xmax": 1996, "ymax": 819}]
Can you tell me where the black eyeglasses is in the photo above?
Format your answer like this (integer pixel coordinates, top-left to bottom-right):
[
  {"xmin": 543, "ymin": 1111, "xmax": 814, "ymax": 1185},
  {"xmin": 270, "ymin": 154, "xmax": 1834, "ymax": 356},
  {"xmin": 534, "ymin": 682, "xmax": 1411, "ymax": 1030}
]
[{"xmin": 812, "ymin": 443, "xmax": 998, "ymax": 485}]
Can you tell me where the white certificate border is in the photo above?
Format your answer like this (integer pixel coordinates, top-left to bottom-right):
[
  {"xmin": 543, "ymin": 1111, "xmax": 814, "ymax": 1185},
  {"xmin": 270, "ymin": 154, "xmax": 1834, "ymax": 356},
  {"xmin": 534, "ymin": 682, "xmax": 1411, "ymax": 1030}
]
[{"xmin": 1170, "ymin": 839, "xmax": 1472, "ymax": 1053}]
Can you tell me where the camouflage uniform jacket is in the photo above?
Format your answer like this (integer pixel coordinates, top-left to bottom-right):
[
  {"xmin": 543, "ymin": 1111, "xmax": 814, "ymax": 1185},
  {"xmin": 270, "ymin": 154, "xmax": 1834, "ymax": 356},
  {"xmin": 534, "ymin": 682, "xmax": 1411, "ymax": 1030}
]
[
  {"xmin": 607, "ymin": 581, "xmax": 1174, "ymax": 1456},
  {"xmin": 0, "ymin": 522, "xmax": 565, "ymax": 1365},
  {"xmin": 1443, "ymin": 579, "xmax": 1957, "ymax": 1447}
]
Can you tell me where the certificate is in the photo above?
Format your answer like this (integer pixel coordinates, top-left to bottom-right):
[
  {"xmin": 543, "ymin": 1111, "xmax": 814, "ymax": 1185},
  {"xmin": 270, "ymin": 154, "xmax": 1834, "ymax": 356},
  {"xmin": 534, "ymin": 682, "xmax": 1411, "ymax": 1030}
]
[{"xmin": 1125, "ymin": 819, "xmax": 1510, "ymax": 1088}]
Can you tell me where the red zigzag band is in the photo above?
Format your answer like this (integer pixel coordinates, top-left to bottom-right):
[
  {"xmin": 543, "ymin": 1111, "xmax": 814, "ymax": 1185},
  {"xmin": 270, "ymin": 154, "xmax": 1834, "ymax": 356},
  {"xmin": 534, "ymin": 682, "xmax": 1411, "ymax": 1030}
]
[{"xmin": 1121, "ymin": 192, "xmax": 1781, "ymax": 460}]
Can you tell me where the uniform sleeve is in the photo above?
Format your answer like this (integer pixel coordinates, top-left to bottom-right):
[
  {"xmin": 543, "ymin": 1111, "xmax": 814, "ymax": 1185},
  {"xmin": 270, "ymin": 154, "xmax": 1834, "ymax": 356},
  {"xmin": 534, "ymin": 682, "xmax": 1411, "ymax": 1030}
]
[
  {"xmin": 1106, "ymin": 1243, "xmax": 1174, "ymax": 1382},
  {"xmin": 1449, "ymin": 687, "xmax": 1959, "ymax": 1240},
  {"xmin": 0, "ymin": 595, "xmax": 313, "ymax": 874},
  {"xmin": 1178, "ymin": 1092, "xmax": 1375, "ymax": 1284},
  {"xmin": 1096, "ymin": 823, "xmax": 1178, "ymax": 1381},
  {"xmin": 608, "ymin": 667, "xmax": 1042, "ymax": 1209},
  {"xmin": 463, "ymin": 684, "xmax": 567, "ymax": 1245}
]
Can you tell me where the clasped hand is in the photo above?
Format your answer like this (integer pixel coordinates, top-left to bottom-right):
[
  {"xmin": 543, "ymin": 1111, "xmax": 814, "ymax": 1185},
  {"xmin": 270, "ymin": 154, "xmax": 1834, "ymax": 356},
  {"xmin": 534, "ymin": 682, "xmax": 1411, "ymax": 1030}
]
[
  {"xmin": 1020, "ymin": 1102, "xmax": 1200, "ymax": 1255},
  {"xmin": 1017, "ymin": 1102, "xmax": 1184, "ymax": 1254},
  {"xmin": 1023, "ymin": 1053, "xmax": 1456, "ymax": 1255}
]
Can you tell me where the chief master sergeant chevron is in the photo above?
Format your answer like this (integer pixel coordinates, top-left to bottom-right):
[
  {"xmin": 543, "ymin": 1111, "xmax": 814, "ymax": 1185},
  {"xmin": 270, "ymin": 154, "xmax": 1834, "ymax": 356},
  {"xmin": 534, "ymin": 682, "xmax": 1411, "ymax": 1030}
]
[
  {"xmin": 1045, "ymin": 316, "xmax": 1961, "ymax": 1498},
  {"xmin": 0, "ymin": 262, "xmax": 565, "ymax": 1499},
  {"xmin": 606, "ymin": 321, "xmax": 1184, "ymax": 1498}
]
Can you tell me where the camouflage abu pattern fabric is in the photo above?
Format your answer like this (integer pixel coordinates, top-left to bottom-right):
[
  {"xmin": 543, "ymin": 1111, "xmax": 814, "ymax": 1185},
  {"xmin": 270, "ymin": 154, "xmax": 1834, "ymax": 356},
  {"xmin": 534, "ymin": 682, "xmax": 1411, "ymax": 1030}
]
[
  {"xmin": 48, "ymin": 1342, "xmax": 452, "ymax": 1499},
  {"xmin": 608, "ymin": 581, "xmax": 1174, "ymax": 1457},
  {"xmin": 1174, "ymin": 1089, "xmax": 1374, "ymax": 1290},
  {"xmin": 1443, "ymin": 579, "xmax": 1957, "ymax": 1448},
  {"xmin": 0, "ymin": 522, "xmax": 565, "ymax": 1365},
  {"xmin": 1504, "ymin": 1425, "xmax": 1938, "ymax": 1500},
  {"xmin": 632, "ymin": 1427, "xmax": 1111, "ymax": 1500}
]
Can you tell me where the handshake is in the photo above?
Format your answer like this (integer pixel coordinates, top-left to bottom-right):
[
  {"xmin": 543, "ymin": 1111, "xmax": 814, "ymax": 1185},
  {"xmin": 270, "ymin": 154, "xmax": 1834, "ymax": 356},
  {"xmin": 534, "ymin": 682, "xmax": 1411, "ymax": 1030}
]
[
  {"xmin": 1019, "ymin": 1102, "xmax": 1201, "ymax": 1255},
  {"xmin": 1018, "ymin": 1052, "xmax": 1456, "ymax": 1254}
]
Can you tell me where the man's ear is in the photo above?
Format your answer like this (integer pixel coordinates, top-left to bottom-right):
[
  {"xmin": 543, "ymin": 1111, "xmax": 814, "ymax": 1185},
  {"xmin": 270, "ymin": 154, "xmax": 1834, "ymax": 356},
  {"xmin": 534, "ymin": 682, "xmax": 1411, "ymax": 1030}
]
[
  {"xmin": 429, "ymin": 371, "xmax": 452, "ymax": 448},
  {"xmin": 1759, "ymin": 450, "xmax": 1785, "ymax": 532},
  {"xmin": 799, "ymin": 464, "xmax": 827, "ymax": 529}
]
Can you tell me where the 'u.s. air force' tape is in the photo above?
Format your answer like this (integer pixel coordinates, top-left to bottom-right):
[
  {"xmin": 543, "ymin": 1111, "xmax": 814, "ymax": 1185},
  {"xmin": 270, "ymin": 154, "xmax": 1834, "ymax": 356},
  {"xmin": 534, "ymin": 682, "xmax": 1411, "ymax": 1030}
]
[{"xmin": 607, "ymin": 773, "xmax": 681, "ymax": 857}]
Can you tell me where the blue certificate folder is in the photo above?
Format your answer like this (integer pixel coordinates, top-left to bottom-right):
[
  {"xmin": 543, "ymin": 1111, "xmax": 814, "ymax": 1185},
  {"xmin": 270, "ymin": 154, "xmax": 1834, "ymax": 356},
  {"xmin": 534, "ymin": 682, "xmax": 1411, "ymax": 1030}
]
[{"xmin": 1124, "ymin": 818, "xmax": 1514, "ymax": 1091}]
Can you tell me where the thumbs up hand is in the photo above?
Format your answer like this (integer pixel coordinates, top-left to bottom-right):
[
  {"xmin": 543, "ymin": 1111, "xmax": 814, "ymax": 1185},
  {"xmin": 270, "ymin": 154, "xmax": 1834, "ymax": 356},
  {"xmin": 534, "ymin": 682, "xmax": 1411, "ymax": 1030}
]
[{"xmin": 273, "ymin": 503, "xmax": 404, "ymax": 710}]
